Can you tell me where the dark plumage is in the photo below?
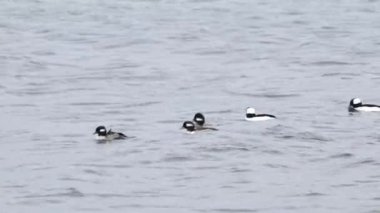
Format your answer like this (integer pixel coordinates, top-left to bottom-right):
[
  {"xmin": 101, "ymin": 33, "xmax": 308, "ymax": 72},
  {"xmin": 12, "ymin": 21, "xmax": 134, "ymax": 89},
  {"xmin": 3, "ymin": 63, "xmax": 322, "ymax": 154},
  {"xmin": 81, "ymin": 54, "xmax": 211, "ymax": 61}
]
[{"xmin": 93, "ymin": 126, "xmax": 127, "ymax": 140}]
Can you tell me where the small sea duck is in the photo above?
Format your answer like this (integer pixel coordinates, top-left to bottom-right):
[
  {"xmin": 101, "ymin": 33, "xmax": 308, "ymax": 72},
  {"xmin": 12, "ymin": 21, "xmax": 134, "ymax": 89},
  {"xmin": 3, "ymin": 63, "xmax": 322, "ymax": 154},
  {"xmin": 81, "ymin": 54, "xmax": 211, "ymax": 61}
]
[
  {"xmin": 192, "ymin": 112, "xmax": 218, "ymax": 131},
  {"xmin": 182, "ymin": 121, "xmax": 196, "ymax": 133},
  {"xmin": 93, "ymin": 126, "xmax": 127, "ymax": 141},
  {"xmin": 348, "ymin": 98, "xmax": 380, "ymax": 112},
  {"xmin": 193, "ymin": 113, "xmax": 205, "ymax": 127},
  {"xmin": 182, "ymin": 121, "xmax": 217, "ymax": 133},
  {"xmin": 245, "ymin": 107, "xmax": 276, "ymax": 121}
]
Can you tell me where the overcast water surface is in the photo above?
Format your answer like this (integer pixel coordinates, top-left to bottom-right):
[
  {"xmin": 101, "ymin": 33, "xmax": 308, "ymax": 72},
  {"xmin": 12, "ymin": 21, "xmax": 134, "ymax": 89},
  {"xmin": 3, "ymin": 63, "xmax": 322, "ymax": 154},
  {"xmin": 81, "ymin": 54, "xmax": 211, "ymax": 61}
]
[{"xmin": 1, "ymin": 0, "xmax": 380, "ymax": 212}]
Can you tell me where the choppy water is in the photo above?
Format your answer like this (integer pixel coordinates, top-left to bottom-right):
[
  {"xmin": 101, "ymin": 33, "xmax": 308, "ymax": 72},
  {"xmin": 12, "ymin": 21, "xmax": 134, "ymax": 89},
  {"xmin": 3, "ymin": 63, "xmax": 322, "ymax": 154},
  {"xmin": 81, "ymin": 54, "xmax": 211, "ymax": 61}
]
[{"xmin": 1, "ymin": 0, "xmax": 380, "ymax": 212}]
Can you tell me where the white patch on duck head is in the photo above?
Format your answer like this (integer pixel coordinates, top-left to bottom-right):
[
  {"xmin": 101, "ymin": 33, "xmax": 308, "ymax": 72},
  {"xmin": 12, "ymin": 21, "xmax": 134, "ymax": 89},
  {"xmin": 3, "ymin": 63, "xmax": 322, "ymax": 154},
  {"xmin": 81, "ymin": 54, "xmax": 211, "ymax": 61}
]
[
  {"xmin": 353, "ymin": 98, "xmax": 362, "ymax": 105},
  {"xmin": 195, "ymin": 117, "xmax": 203, "ymax": 121},
  {"xmin": 246, "ymin": 107, "xmax": 256, "ymax": 114}
]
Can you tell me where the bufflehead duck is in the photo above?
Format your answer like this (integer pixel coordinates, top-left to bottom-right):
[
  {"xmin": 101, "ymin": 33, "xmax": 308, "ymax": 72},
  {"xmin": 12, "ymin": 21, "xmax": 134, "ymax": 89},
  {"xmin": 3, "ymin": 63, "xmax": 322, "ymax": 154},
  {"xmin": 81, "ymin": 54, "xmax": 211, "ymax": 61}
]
[
  {"xmin": 182, "ymin": 121, "xmax": 217, "ymax": 133},
  {"xmin": 349, "ymin": 98, "xmax": 380, "ymax": 112},
  {"xmin": 245, "ymin": 107, "xmax": 276, "ymax": 121},
  {"xmin": 94, "ymin": 126, "xmax": 127, "ymax": 141},
  {"xmin": 182, "ymin": 121, "xmax": 196, "ymax": 133},
  {"xmin": 193, "ymin": 113, "xmax": 205, "ymax": 127},
  {"xmin": 192, "ymin": 112, "xmax": 218, "ymax": 131}
]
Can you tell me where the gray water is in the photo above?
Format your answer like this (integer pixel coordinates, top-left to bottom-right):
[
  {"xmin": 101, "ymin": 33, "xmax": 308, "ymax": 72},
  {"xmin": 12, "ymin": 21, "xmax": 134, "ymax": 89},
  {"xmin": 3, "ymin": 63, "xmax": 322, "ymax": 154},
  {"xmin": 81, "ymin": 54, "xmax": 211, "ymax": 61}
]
[{"xmin": 1, "ymin": 0, "xmax": 380, "ymax": 212}]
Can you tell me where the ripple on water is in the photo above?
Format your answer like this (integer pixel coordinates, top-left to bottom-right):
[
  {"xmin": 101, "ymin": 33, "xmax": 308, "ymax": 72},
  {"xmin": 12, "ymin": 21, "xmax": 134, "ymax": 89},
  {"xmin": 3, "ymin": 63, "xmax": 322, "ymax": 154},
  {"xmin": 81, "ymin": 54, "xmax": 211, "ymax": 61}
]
[
  {"xmin": 20, "ymin": 187, "xmax": 85, "ymax": 199},
  {"xmin": 263, "ymin": 163, "xmax": 290, "ymax": 169},
  {"xmin": 265, "ymin": 125, "xmax": 331, "ymax": 143},
  {"xmin": 329, "ymin": 153, "xmax": 354, "ymax": 159},
  {"xmin": 83, "ymin": 169, "xmax": 107, "ymax": 176},
  {"xmin": 201, "ymin": 146, "xmax": 251, "ymax": 153},
  {"xmin": 229, "ymin": 167, "xmax": 252, "ymax": 173},
  {"xmin": 330, "ymin": 183, "xmax": 357, "ymax": 188},
  {"xmin": 225, "ymin": 91, "xmax": 301, "ymax": 99},
  {"xmin": 309, "ymin": 61, "xmax": 354, "ymax": 66},
  {"xmin": 321, "ymin": 72, "xmax": 362, "ymax": 77},
  {"xmin": 209, "ymin": 208, "xmax": 259, "ymax": 213},
  {"xmin": 296, "ymin": 131, "xmax": 331, "ymax": 142},
  {"xmin": 74, "ymin": 163, "xmax": 132, "ymax": 169},
  {"xmin": 161, "ymin": 155, "xmax": 194, "ymax": 163},
  {"xmin": 346, "ymin": 159, "xmax": 378, "ymax": 168},
  {"xmin": 262, "ymin": 149, "xmax": 284, "ymax": 155},
  {"xmin": 303, "ymin": 192, "xmax": 326, "ymax": 197},
  {"xmin": 286, "ymin": 192, "xmax": 327, "ymax": 198}
]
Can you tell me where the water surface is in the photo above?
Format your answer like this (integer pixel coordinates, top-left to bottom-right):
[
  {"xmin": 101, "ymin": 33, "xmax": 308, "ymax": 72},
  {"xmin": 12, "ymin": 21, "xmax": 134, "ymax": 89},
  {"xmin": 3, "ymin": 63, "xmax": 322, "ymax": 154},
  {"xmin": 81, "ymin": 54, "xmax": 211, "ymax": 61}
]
[{"xmin": 1, "ymin": 0, "xmax": 380, "ymax": 212}]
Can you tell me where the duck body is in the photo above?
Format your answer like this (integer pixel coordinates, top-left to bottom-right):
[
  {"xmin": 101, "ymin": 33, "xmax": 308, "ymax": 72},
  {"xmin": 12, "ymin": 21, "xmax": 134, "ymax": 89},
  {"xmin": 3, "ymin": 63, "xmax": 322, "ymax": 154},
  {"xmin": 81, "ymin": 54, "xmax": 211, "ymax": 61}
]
[
  {"xmin": 349, "ymin": 98, "xmax": 380, "ymax": 112},
  {"xmin": 245, "ymin": 114, "xmax": 276, "ymax": 121},
  {"xmin": 192, "ymin": 112, "xmax": 218, "ymax": 131},
  {"xmin": 94, "ymin": 126, "xmax": 127, "ymax": 141},
  {"xmin": 182, "ymin": 120, "xmax": 217, "ymax": 133},
  {"xmin": 245, "ymin": 107, "xmax": 276, "ymax": 121}
]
